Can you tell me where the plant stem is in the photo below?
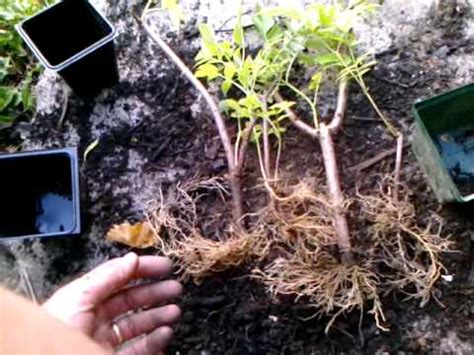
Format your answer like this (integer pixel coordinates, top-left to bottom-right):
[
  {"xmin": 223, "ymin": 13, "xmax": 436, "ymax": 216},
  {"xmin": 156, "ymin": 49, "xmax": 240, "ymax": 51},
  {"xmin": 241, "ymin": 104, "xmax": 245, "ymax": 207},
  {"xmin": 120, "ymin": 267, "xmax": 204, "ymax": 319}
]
[
  {"xmin": 236, "ymin": 117, "xmax": 256, "ymax": 172},
  {"xmin": 275, "ymin": 92, "xmax": 318, "ymax": 138},
  {"xmin": 140, "ymin": 14, "xmax": 243, "ymax": 223},
  {"xmin": 360, "ymin": 85, "xmax": 398, "ymax": 137},
  {"xmin": 348, "ymin": 142, "xmax": 411, "ymax": 173},
  {"xmin": 319, "ymin": 123, "xmax": 353, "ymax": 263},
  {"xmin": 284, "ymin": 81, "xmax": 319, "ymax": 129},
  {"xmin": 323, "ymin": 81, "xmax": 353, "ymax": 262},
  {"xmin": 263, "ymin": 118, "xmax": 271, "ymax": 178},
  {"xmin": 260, "ymin": 95, "xmax": 272, "ymax": 180},
  {"xmin": 278, "ymin": 82, "xmax": 353, "ymax": 262},
  {"xmin": 393, "ymin": 133, "xmax": 404, "ymax": 202},
  {"xmin": 327, "ymin": 81, "xmax": 348, "ymax": 132}
]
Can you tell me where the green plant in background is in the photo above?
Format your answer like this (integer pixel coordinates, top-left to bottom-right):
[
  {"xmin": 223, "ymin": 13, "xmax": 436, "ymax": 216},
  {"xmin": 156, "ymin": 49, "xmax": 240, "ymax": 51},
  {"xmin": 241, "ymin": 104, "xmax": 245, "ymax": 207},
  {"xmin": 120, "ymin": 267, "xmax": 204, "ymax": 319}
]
[
  {"xmin": 142, "ymin": 0, "xmax": 185, "ymax": 30},
  {"xmin": 0, "ymin": 0, "xmax": 50, "ymax": 128}
]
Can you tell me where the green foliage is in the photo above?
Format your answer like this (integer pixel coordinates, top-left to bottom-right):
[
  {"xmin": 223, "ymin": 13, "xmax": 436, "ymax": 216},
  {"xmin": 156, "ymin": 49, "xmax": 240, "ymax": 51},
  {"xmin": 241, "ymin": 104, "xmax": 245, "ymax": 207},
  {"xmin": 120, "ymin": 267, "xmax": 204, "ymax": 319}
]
[
  {"xmin": 0, "ymin": 0, "xmax": 48, "ymax": 128},
  {"xmin": 263, "ymin": 1, "xmax": 398, "ymax": 135},
  {"xmin": 260, "ymin": 1, "xmax": 378, "ymax": 96},
  {"xmin": 143, "ymin": 0, "xmax": 185, "ymax": 30},
  {"xmin": 195, "ymin": 1, "xmax": 379, "ymax": 139},
  {"xmin": 195, "ymin": 12, "xmax": 295, "ymax": 145}
]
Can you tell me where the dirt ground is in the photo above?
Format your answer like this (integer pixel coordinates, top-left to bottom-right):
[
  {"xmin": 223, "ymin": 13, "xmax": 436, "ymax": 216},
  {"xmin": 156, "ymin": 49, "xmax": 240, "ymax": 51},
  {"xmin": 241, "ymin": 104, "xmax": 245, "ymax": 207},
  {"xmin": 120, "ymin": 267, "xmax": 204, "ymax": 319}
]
[{"xmin": 1, "ymin": 0, "xmax": 473, "ymax": 353}]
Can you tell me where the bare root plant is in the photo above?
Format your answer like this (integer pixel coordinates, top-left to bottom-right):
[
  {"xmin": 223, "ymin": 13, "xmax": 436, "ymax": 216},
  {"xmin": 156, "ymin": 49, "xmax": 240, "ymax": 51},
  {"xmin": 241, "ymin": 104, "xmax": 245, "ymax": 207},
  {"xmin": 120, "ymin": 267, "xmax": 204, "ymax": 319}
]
[
  {"xmin": 132, "ymin": 1, "xmax": 452, "ymax": 331},
  {"xmin": 252, "ymin": 179, "xmax": 384, "ymax": 331},
  {"xmin": 147, "ymin": 178, "xmax": 271, "ymax": 282},
  {"xmin": 254, "ymin": 177, "xmax": 451, "ymax": 330},
  {"xmin": 254, "ymin": 251, "xmax": 385, "ymax": 333},
  {"xmin": 358, "ymin": 178, "xmax": 453, "ymax": 306}
]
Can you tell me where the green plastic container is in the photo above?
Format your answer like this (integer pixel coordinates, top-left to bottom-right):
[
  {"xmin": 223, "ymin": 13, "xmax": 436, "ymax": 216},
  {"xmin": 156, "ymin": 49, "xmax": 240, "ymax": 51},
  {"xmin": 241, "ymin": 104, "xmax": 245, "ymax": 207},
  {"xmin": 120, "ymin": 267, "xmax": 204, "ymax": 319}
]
[{"xmin": 412, "ymin": 83, "xmax": 474, "ymax": 203}]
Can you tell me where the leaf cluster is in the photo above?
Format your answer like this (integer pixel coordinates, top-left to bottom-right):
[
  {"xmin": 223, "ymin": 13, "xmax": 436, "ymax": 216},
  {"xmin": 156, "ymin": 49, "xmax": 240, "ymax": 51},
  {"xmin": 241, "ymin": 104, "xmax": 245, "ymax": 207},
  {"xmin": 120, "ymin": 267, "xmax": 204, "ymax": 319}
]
[
  {"xmin": 195, "ymin": 1, "xmax": 378, "ymax": 136},
  {"xmin": 195, "ymin": 10, "xmax": 295, "ymax": 141},
  {"xmin": 0, "ymin": 0, "xmax": 48, "ymax": 127}
]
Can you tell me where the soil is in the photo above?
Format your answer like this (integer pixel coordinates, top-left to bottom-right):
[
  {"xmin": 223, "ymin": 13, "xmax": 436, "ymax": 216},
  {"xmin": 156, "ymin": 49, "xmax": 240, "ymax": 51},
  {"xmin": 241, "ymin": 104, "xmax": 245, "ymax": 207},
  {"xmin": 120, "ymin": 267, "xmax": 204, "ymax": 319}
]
[{"xmin": 1, "ymin": 0, "xmax": 473, "ymax": 354}]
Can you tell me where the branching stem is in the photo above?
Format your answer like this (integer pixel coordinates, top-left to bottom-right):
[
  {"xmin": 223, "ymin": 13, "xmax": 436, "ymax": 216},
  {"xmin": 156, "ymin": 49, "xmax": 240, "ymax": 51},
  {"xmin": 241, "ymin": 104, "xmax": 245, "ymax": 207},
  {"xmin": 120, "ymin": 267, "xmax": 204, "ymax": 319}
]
[
  {"xmin": 275, "ymin": 92, "xmax": 318, "ymax": 138},
  {"xmin": 277, "ymin": 81, "xmax": 353, "ymax": 262}
]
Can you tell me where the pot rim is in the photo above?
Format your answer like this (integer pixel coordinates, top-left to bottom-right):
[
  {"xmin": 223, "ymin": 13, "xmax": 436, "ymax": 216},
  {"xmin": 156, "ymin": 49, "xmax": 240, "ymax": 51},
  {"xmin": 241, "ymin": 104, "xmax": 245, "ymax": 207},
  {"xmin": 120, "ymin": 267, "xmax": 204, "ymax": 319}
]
[
  {"xmin": 15, "ymin": 1, "xmax": 117, "ymax": 72},
  {"xmin": 0, "ymin": 147, "xmax": 81, "ymax": 241}
]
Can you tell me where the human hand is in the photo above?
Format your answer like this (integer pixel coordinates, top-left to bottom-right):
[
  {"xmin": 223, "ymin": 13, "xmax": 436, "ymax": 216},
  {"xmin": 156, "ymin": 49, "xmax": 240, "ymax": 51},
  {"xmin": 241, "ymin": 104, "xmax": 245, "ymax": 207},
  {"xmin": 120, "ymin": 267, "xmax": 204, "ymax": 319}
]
[{"xmin": 43, "ymin": 253, "xmax": 182, "ymax": 354}]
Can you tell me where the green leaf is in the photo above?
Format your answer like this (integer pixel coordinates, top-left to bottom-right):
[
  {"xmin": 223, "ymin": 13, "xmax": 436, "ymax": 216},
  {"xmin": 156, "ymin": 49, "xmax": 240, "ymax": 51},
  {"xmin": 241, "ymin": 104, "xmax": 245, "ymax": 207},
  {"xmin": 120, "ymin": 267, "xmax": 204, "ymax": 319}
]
[
  {"xmin": 262, "ymin": 6, "xmax": 303, "ymax": 20},
  {"xmin": 313, "ymin": 53, "xmax": 340, "ymax": 66},
  {"xmin": 238, "ymin": 58, "xmax": 252, "ymax": 87},
  {"xmin": 265, "ymin": 25, "xmax": 283, "ymax": 42},
  {"xmin": 269, "ymin": 101, "xmax": 295, "ymax": 112},
  {"xmin": 21, "ymin": 82, "xmax": 32, "ymax": 110},
  {"xmin": 162, "ymin": 0, "xmax": 185, "ymax": 30},
  {"xmin": 220, "ymin": 41, "xmax": 233, "ymax": 58},
  {"xmin": 0, "ymin": 57, "xmax": 11, "ymax": 82},
  {"xmin": 318, "ymin": 5, "xmax": 337, "ymax": 27},
  {"xmin": 198, "ymin": 23, "xmax": 215, "ymax": 45},
  {"xmin": 335, "ymin": 12, "xmax": 354, "ymax": 33},
  {"xmin": 198, "ymin": 23, "xmax": 220, "ymax": 57},
  {"xmin": 232, "ymin": 21, "xmax": 244, "ymax": 46},
  {"xmin": 252, "ymin": 13, "xmax": 275, "ymax": 37},
  {"xmin": 194, "ymin": 48, "xmax": 210, "ymax": 63},
  {"xmin": 309, "ymin": 72, "xmax": 323, "ymax": 91},
  {"xmin": 239, "ymin": 94, "xmax": 261, "ymax": 110},
  {"xmin": 223, "ymin": 63, "xmax": 236, "ymax": 80},
  {"xmin": 221, "ymin": 98, "xmax": 240, "ymax": 112},
  {"xmin": 0, "ymin": 114, "xmax": 14, "ymax": 128},
  {"xmin": 195, "ymin": 63, "xmax": 219, "ymax": 80},
  {"xmin": 298, "ymin": 53, "xmax": 318, "ymax": 65},
  {"xmin": 221, "ymin": 80, "xmax": 232, "ymax": 95},
  {"xmin": 0, "ymin": 86, "xmax": 17, "ymax": 112}
]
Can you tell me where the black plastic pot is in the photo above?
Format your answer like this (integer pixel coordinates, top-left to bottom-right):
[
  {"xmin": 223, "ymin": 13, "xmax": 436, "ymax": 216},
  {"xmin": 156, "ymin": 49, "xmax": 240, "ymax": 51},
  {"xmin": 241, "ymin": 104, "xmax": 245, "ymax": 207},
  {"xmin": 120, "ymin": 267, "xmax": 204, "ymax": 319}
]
[
  {"xmin": 0, "ymin": 148, "xmax": 81, "ymax": 241},
  {"xmin": 16, "ymin": 0, "xmax": 119, "ymax": 98}
]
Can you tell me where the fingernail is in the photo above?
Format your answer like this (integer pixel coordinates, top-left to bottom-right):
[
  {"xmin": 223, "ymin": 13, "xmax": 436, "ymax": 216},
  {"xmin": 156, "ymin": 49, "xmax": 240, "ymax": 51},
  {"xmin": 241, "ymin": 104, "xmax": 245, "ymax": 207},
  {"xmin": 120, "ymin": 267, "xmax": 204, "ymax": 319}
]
[{"xmin": 123, "ymin": 252, "xmax": 137, "ymax": 261}]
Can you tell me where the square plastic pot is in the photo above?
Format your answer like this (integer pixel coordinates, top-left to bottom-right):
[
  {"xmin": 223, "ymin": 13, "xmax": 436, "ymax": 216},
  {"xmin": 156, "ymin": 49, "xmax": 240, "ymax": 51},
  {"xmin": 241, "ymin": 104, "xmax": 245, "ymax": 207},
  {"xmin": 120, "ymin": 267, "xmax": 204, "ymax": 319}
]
[
  {"xmin": 16, "ymin": 0, "xmax": 119, "ymax": 98},
  {"xmin": 0, "ymin": 148, "xmax": 81, "ymax": 241},
  {"xmin": 412, "ymin": 83, "xmax": 474, "ymax": 203}
]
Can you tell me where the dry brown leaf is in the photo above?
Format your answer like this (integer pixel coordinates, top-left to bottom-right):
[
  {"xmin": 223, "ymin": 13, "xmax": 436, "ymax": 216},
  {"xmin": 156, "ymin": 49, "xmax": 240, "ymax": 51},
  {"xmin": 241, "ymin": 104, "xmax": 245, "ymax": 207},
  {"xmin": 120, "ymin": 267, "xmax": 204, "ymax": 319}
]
[{"xmin": 106, "ymin": 221, "xmax": 156, "ymax": 249}]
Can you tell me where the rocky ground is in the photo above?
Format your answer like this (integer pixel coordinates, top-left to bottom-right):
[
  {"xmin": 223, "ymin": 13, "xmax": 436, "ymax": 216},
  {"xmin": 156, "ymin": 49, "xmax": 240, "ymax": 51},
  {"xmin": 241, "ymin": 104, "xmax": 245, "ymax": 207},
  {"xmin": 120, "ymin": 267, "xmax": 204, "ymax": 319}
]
[{"xmin": 1, "ymin": 0, "xmax": 473, "ymax": 353}]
